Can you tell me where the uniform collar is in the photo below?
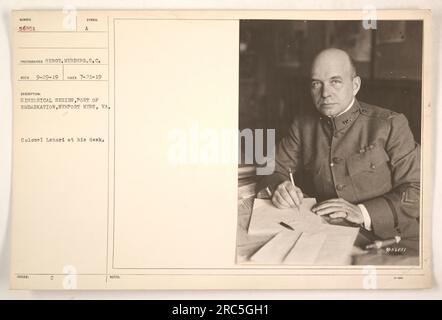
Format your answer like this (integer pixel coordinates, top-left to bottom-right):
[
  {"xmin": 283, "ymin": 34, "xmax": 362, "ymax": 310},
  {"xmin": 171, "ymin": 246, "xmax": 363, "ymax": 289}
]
[
  {"xmin": 335, "ymin": 98, "xmax": 355, "ymax": 117},
  {"xmin": 319, "ymin": 99, "xmax": 361, "ymax": 133}
]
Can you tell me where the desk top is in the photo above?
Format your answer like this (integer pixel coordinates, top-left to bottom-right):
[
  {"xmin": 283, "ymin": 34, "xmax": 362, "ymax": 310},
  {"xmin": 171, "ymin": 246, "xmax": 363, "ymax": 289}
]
[{"xmin": 237, "ymin": 196, "xmax": 419, "ymax": 266}]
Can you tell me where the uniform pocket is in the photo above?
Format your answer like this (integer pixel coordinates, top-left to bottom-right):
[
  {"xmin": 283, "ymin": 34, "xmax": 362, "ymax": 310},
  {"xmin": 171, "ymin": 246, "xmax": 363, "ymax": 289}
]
[
  {"xmin": 347, "ymin": 146, "xmax": 392, "ymax": 201},
  {"xmin": 347, "ymin": 146, "xmax": 390, "ymax": 176}
]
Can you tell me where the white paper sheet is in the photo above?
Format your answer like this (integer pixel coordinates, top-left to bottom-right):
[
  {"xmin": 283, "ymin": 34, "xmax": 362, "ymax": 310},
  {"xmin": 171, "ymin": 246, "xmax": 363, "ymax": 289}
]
[
  {"xmin": 248, "ymin": 199, "xmax": 360, "ymax": 265},
  {"xmin": 247, "ymin": 198, "xmax": 320, "ymax": 235}
]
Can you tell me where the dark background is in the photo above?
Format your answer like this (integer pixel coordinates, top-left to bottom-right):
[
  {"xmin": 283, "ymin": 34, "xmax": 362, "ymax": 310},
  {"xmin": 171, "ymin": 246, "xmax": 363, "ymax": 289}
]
[{"xmin": 239, "ymin": 20, "xmax": 423, "ymax": 151}]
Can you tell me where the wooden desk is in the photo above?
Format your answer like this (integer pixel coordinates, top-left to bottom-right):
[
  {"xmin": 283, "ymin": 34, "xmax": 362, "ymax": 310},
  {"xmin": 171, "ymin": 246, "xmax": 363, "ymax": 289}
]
[{"xmin": 237, "ymin": 196, "xmax": 419, "ymax": 266}]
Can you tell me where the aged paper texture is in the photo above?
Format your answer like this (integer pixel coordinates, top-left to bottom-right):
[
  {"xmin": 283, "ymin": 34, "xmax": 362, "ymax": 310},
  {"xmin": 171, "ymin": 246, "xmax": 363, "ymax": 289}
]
[{"xmin": 10, "ymin": 10, "xmax": 432, "ymax": 289}]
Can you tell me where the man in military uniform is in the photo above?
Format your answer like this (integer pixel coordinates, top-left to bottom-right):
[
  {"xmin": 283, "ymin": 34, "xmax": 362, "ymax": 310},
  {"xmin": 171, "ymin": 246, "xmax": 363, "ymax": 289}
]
[{"xmin": 257, "ymin": 48, "xmax": 420, "ymax": 241}]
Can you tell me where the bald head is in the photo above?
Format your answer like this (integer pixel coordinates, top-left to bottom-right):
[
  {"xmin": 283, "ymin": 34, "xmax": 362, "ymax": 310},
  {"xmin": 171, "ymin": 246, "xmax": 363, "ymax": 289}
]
[
  {"xmin": 310, "ymin": 48, "xmax": 361, "ymax": 117},
  {"xmin": 312, "ymin": 48, "xmax": 356, "ymax": 79}
]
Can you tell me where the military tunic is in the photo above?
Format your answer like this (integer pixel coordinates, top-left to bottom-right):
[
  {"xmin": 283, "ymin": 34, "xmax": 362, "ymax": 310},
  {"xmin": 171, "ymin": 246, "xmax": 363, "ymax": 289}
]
[{"xmin": 257, "ymin": 99, "xmax": 420, "ymax": 240}]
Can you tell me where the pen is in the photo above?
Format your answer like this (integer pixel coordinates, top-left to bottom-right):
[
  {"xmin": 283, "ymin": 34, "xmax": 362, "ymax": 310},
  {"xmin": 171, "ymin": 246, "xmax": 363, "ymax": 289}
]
[
  {"xmin": 279, "ymin": 221, "xmax": 294, "ymax": 231},
  {"xmin": 288, "ymin": 168, "xmax": 295, "ymax": 187},
  {"xmin": 288, "ymin": 168, "xmax": 300, "ymax": 208},
  {"xmin": 365, "ymin": 236, "xmax": 401, "ymax": 250}
]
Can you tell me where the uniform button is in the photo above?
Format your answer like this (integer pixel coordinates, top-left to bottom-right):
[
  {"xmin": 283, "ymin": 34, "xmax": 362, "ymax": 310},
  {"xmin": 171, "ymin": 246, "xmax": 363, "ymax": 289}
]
[
  {"xmin": 330, "ymin": 163, "xmax": 334, "ymax": 167},
  {"xmin": 336, "ymin": 184, "xmax": 345, "ymax": 191},
  {"xmin": 370, "ymin": 163, "xmax": 376, "ymax": 169},
  {"xmin": 332, "ymin": 157, "xmax": 342, "ymax": 163}
]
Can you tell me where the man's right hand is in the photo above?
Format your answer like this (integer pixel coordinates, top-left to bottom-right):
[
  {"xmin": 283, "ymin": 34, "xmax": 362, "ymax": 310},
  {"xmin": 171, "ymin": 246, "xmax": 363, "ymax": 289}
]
[{"xmin": 271, "ymin": 180, "xmax": 304, "ymax": 209}]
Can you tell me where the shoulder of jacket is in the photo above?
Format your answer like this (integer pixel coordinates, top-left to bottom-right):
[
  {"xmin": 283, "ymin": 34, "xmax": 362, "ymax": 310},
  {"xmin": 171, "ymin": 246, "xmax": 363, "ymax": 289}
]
[
  {"xmin": 358, "ymin": 101, "xmax": 400, "ymax": 121},
  {"xmin": 292, "ymin": 111, "xmax": 317, "ymax": 125}
]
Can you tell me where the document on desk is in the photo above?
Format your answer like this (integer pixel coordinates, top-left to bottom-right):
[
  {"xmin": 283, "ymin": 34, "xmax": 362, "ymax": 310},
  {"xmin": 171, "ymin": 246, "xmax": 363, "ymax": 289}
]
[
  {"xmin": 9, "ymin": 10, "xmax": 432, "ymax": 290},
  {"xmin": 248, "ymin": 199, "xmax": 359, "ymax": 265},
  {"xmin": 247, "ymin": 198, "xmax": 320, "ymax": 235},
  {"xmin": 251, "ymin": 225, "xmax": 359, "ymax": 265}
]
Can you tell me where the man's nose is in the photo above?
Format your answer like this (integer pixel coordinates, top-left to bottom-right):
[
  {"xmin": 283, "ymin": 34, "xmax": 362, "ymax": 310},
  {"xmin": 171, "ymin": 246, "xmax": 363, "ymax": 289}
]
[{"xmin": 321, "ymin": 84, "xmax": 332, "ymax": 99}]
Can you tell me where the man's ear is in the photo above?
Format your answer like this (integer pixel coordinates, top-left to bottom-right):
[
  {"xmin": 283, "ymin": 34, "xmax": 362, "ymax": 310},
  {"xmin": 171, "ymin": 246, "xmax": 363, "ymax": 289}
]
[{"xmin": 352, "ymin": 76, "xmax": 361, "ymax": 96}]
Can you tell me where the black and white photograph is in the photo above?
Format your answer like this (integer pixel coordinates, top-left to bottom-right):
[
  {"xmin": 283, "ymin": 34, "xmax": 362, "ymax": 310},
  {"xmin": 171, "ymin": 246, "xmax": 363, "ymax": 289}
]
[
  {"xmin": 237, "ymin": 20, "xmax": 423, "ymax": 266},
  {"xmin": 3, "ymin": 7, "xmax": 434, "ymax": 293}
]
